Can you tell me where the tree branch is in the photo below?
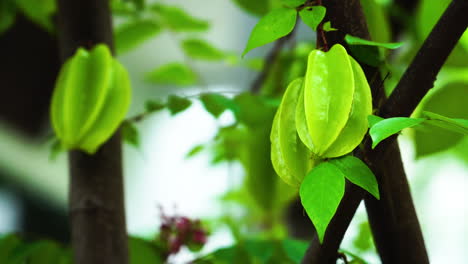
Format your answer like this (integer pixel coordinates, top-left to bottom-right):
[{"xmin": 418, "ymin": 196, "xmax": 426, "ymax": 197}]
[
  {"xmin": 363, "ymin": 1, "xmax": 468, "ymax": 263},
  {"xmin": 250, "ymin": 33, "xmax": 293, "ymax": 94},
  {"xmin": 57, "ymin": 0, "xmax": 129, "ymax": 264},
  {"xmin": 380, "ymin": 0, "xmax": 468, "ymax": 118}
]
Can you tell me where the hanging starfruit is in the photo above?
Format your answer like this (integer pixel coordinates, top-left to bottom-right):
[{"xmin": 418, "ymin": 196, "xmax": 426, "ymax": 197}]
[
  {"xmin": 270, "ymin": 78, "xmax": 314, "ymax": 187},
  {"xmin": 51, "ymin": 44, "xmax": 132, "ymax": 154},
  {"xmin": 271, "ymin": 44, "xmax": 372, "ymax": 186}
]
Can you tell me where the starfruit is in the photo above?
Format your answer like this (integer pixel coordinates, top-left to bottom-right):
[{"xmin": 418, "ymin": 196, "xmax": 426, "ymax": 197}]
[
  {"xmin": 270, "ymin": 78, "xmax": 314, "ymax": 187},
  {"xmin": 51, "ymin": 44, "xmax": 132, "ymax": 154},
  {"xmin": 271, "ymin": 44, "xmax": 372, "ymax": 186}
]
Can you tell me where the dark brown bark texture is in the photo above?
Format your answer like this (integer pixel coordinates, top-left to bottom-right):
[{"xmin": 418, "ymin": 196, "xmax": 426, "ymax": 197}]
[{"xmin": 56, "ymin": 1, "xmax": 129, "ymax": 264}]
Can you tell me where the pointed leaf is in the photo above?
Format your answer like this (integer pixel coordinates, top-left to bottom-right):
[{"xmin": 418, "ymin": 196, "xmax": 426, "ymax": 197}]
[
  {"xmin": 367, "ymin": 115, "xmax": 384, "ymax": 128},
  {"xmin": 231, "ymin": 0, "xmax": 269, "ymax": 16},
  {"xmin": 299, "ymin": 6, "xmax": 326, "ymax": 31},
  {"xmin": 151, "ymin": 4, "xmax": 209, "ymax": 32},
  {"xmin": 145, "ymin": 100, "xmax": 166, "ymax": 112},
  {"xmin": 300, "ymin": 162, "xmax": 346, "ymax": 243},
  {"xmin": 345, "ymin": 34, "xmax": 403, "ymax": 49},
  {"xmin": 181, "ymin": 38, "xmax": 225, "ymax": 61},
  {"xmin": 370, "ymin": 117, "xmax": 425, "ymax": 148},
  {"xmin": 167, "ymin": 95, "xmax": 192, "ymax": 115},
  {"xmin": 199, "ymin": 93, "xmax": 233, "ymax": 118},
  {"xmin": 186, "ymin": 144, "xmax": 204, "ymax": 158},
  {"xmin": 423, "ymin": 111, "xmax": 468, "ymax": 135},
  {"xmin": 145, "ymin": 63, "xmax": 197, "ymax": 86},
  {"xmin": 322, "ymin": 21, "xmax": 337, "ymax": 31},
  {"xmin": 331, "ymin": 156, "xmax": 379, "ymax": 199},
  {"xmin": 414, "ymin": 82, "xmax": 468, "ymax": 157},
  {"xmin": 242, "ymin": 8, "xmax": 297, "ymax": 56},
  {"xmin": 115, "ymin": 19, "xmax": 161, "ymax": 54},
  {"xmin": 122, "ymin": 121, "xmax": 140, "ymax": 148}
]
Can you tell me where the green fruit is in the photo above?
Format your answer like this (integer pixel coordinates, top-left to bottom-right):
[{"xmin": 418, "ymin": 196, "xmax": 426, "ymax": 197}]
[
  {"xmin": 323, "ymin": 56, "xmax": 373, "ymax": 157},
  {"xmin": 270, "ymin": 78, "xmax": 313, "ymax": 187},
  {"xmin": 271, "ymin": 44, "xmax": 372, "ymax": 186},
  {"xmin": 303, "ymin": 44, "xmax": 355, "ymax": 156},
  {"xmin": 51, "ymin": 44, "xmax": 132, "ymax": 154}
]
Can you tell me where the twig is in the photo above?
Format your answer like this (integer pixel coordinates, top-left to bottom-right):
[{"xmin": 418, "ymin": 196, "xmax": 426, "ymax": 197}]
[{"xmin": 250, "ymin": 30, "xmax": 296, "ymax": 93}]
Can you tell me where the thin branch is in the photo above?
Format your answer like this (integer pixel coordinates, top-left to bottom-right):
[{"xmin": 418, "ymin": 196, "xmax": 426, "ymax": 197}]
[{"xmin": 250, "ymin": 31, "xmax": 295, "ymax": 93}]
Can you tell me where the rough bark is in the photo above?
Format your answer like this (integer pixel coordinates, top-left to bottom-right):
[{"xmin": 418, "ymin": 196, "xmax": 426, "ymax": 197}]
[{"xmin": 56, "ymin": 0, "xmax": 129, "ymax": 264}]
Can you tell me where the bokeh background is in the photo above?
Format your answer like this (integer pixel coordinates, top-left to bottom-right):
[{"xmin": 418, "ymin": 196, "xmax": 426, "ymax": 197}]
[{"xmin": 0, "ymin": 0, "xmax": 467, "ymax": 263}]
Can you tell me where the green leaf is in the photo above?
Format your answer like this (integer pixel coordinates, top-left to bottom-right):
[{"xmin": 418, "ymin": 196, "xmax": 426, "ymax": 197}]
[
  {"xmin": 167, "ymin": 95, "xmax": 192, "ymax": 115},
  {"xmin": 299, "ymin": 6, "xmax": 326, "ymax": 31},
  {"xmin": 115, "ymin": 19, "xmax": 161, "ymax": 55},
  {"xmin": 300, "ymin": 162, "xmax": 346, "ymax": 243},
  {"xmin": 10, "ymin": 240, "xmax": 66, "ymax": 264},
  {"xmin": 181, "ymin": 39, "xmax": 225, "ymax": 61},
  {"xmin": 49, "ymin": 138, "xmax": 64, "ymax": 161},
  {"xmin": 413, "ymin": 82, "xmax": 468, "ymax": 157},
  {"xmin": 145, "ymin": 63, "xmax": 197, "ymax": 86},
  {"xmin": 282, "ymin": 239, "xmax": 308, "ymax": 263},
  {"xmin": 111, "ymin": 0, "xmax": 137, "ymax": 16},
  {"xmin": 330, "ymin": 156, "xmax": 379, "ymax": 199},
  {"xmin": 282, "ymin": 0, "xmax": 306, "ymax": 7},
  {"xmin": 231, "ymin": 0, "xmax": 269, "ymax": 16},
  {"xmin": 233, "ymin": 93, "xmax": 274, "ymax": 126},
  {"xmin": 186, "ymin": 144, "xmax": 204, "ymax": 158},
  {"xmin": 369, "ymin": 117, "xmax": 425, "ymax": 148},
  {"xmin": 345, "ymin": 34, "xmax": 403, "ymax": 49},
  {"xmin": 360, "ymin": 0, "xmax": 391, "ymax": 44},
  {"xmin": 423, "ymin": 111, "xmax": 468, "ymax": 135},
  {"xmin": 14, "ymin": 0, "xmax": 56, "ymax": 32},
  {"xmin": 0, "ymin": 0, "xmax": 16, "ymax": 35},
  {"xmin": 129, "ymin": 237, "xmax": 163, "ymax": 264},
  {"xmin": 0, "ymin": 234, "xmax": 22, "ymax": 262},
  {"xmin": 322, "ymin": 21, "xmax": 337, "ymax": 32},
  {"xmin": 145, "ymin": 100, "xmax": 166, "ymax": 112},
  {"xmin": 367, "ymin": 115, "xmax": 384, "ymax": 128},
  {"xmin": 199, "ymin": 93, "xmax": 234, "ymax": 118},
  {"xmin": 242, "ymin": 8, "xmax": 297, "ymax": 56},
  {"xmin": 122, "ymin": 122, "xmax": 140, "ymax": 148},
  {"xmin": 151, "ymin": 4, "xmax": 209, "ymax": 32},
  {"xmin": 348, "ymin": 45, "xmax": 382, "ymax": 67},
  {"xmin": 352, "ymin": 220, "xmax": 373, "ymax": 252}
]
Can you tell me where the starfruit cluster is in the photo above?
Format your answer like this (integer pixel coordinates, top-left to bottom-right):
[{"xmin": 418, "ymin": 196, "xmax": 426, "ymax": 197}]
[
  {"xmin": 51, "ymin": 44, "xmax": 131, "ymax": 154},
  {"xmin": 271, "ymin": 44, "xmax": 372, "ymax": 187}
]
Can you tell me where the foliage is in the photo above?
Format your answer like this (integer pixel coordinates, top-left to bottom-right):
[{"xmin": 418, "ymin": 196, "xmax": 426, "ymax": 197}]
[{"xmin": 3, "ymin": 0, "xmax": 468, "ymax": 263}]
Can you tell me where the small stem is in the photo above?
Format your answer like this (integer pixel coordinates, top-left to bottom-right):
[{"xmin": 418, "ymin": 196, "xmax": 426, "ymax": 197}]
[{"xmin": 315, "ymin": 0, "xmax": 329, "ymax": 51}]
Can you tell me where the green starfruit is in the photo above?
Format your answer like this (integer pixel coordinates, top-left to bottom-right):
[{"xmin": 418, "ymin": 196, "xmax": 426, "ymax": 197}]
[
  {"xmin": 299, "ymin": 44, "xmax": 372, "ymax": 158},
  {"xmin": 270, "ymin": 78, "xmax": 314, "ymax": 187},
  {"xmin": 271, "ymin": 44, "xmax": 372, "ymax": 186},
  {"xmin": 51, "ymin": 44, "xmax": 132, "ymax": 154}
]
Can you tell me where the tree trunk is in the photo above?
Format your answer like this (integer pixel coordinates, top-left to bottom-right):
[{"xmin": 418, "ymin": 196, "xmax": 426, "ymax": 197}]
[{"xmin": 56, "ymin": 0, "xmax": 129, "ymax": 263}]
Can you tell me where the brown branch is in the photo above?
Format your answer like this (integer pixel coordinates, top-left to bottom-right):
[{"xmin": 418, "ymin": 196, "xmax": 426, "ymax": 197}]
[
  {"xmin": 364, "ymin": 0, "xmax": 468, "ymax": 263},
  {"xmin": 250, "ymin": 33, "xmax": 294, "ymax": 94},
  {"xmin": 56, "ymin": 1, "xmax": 129, "ymax": 264},
  {"xmin": 380, "ymin": 0, "xmax": 468, "ymax": 118}
]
